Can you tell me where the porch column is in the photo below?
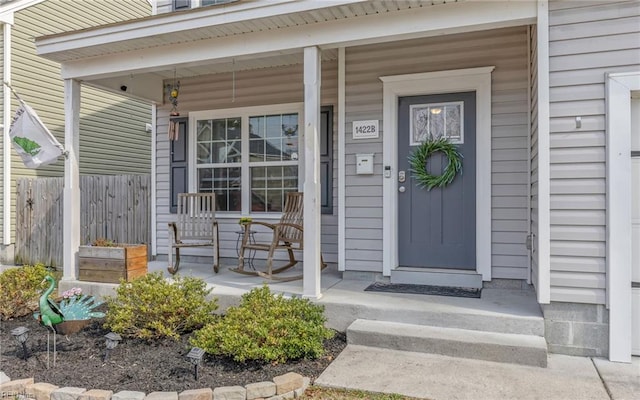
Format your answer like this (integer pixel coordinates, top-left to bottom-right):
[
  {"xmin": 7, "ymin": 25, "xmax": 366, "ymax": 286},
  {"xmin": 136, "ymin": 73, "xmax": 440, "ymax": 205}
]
[
  {"xmin": 62, "ymin": 79, "xmax": 81, "ymax": 281},
  {"xmin": 303, "ymin": 46, "xmax": 322, "ymax": 299}
]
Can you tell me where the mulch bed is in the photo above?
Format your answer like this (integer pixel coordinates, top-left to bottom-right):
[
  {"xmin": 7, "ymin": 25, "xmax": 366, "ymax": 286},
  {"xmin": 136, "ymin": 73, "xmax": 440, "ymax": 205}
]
[{"xmin": 0, "ymin": 313, "xmax": 346, "ymax": 392}]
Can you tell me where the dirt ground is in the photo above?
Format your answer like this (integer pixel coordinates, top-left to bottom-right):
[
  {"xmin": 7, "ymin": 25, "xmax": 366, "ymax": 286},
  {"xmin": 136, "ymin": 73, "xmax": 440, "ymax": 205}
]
[{"xmin": 0, "ymin": 313, "xmax": 346, "ymax": 392}]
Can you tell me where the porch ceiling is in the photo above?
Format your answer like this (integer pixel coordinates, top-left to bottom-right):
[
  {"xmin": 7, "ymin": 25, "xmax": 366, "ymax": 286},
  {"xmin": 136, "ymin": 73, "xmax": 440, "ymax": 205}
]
[
  {"xmin": 35, "ymin": 0, "xmax": 536, "ymax": 103},
  {"xmin": 37, "ymin": 0, "xmax": 456, "ymax": 63}
]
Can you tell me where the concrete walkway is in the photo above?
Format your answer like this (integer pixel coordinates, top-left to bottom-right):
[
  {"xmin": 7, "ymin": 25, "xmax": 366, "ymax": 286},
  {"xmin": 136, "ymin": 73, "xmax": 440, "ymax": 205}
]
[{"xmin": 316, "ymin": 345, "xmax": 640, "ymax": 400}]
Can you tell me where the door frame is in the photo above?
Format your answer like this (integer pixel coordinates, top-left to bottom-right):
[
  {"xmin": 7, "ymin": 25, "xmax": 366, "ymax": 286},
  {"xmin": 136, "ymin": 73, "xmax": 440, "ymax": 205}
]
[
  {"xmin": 380, "ymin": 66, "xmax": 494, "ymax": 280},
  {"xmin": 606, "ymin": 71, "xmax": 640, "ymax": 362}
]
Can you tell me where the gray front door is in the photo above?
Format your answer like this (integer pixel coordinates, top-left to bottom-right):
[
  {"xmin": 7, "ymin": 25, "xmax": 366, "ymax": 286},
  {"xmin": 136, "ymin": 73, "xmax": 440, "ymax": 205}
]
[{"xmin": 398, "ymin": 92, "xmax": 476, "ymax": 269}]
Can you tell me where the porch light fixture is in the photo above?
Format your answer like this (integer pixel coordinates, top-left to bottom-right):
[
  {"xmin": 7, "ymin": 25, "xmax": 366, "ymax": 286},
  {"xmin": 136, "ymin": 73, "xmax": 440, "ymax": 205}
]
[
  {"xmin": 186, "ymin": 347, "xmax": 205, "ymax": 380},
  {"xmin": 103, "ymin": 332, "xmax": 121, "ymax": 361},
  {"xmin": 11, "ymin": 326, "xmax": 30, "ymax": 360},
  {"xmin": 430, "ymin": 107, "xmax": 442, "ymax": 115}
]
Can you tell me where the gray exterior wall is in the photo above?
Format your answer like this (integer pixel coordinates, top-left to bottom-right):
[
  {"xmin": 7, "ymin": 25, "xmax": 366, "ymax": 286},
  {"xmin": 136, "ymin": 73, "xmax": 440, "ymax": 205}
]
[
  {"xmin": 344, "ymin": 27, "xmax": 531, "ymax": 278},
  {"xmin": 155, "ymin": 62, "xmax": 339, "ymax": 261},
  {"xmin": 0, "ymin": 0, "xmax": 152, "ymax": 247},
  {"xmin": 548, "ymin": 0, "xmax": 640, "ymax": 304}
]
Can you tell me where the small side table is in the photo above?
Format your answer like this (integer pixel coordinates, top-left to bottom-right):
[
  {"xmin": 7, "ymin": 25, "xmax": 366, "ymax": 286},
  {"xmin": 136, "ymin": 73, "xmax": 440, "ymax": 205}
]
[{"xmin": 235, "ymin": 229, "xmax": 257, "ymax": 270}]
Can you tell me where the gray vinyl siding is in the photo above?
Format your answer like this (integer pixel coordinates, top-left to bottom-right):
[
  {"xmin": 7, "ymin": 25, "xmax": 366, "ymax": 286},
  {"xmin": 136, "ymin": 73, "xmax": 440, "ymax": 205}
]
[
  {"xmin": 2, "ymin": 0, "xmax": 152, "ymax": 244},
  {"xmin": 530, "ymin": 25, "xmax": 539, "ymax": 292},
  {"xmin": 548, "ymin": 0, "xmax": 640, "ymax": 304},
  {"xmin": 344, "ymin": 27, "xmax": 531, "ymax": 277},
  {"xmin": 155, "ymin": 62, "xmax": 339, "ymax": 261}
]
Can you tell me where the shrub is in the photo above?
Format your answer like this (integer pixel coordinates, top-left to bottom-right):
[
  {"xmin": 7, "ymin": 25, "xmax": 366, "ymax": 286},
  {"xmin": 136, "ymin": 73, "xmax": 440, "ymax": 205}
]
[
  {"xmin": 104, "ymin": 272, "xmax": 218, "ymax": 340},
  {"xmin": 0, "ymin": 264, "xmax": 53, "ymax": 320},
  {"xmin": 191, "ymin": 285, "xmax": 334, "ymax": 363}
]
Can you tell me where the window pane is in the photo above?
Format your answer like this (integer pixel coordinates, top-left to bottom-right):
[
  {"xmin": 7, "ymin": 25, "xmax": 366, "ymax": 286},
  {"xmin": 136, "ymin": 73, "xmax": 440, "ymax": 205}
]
[
  {"xmin": 282, "ymin": 114, "xmax": 298, "ymax": 136},
  {"xmin": 211, "ymin": 142, "xmax": 227, "ymax": 163},
  {"xmin": 198, "ymin": 169, "xmax": 212, "ymax": 191},
  {"xmin": 266, "ymin": 190, "xmax": 283, "ymax": 212},
  {"xmin": 251, "ymin": 166, "xmax": 266, "ymax": 189},
  {"xmin": 252, "ymin": 190, "xmax": 266, "ymax": 212},
  {"xmin": 249, "ymin": 113, "xmax": 299, "ymax": 163},
  {"xmin": 250, "ymin": 116, "xmax": 265, "ymax": 138},
  {"xmin": 445, "ymin": 105, "xmax": 461, "ymax": 140},
  {"xmin": 227, "ymin": 141, "xmax": 242, "ymax": 163},
  {"xmin": 197, "ymin": 143, "xmax": 211, "ymax": 163},
  {"xmin": 212, "ymin": 119, "xmax": 226, "ymax": 140},
  {"xmin": 199, "ymin": 167, "xmax": 241, "ymax": 212},
  {"xmin": 283, "ymin": 137, "xmax": 298, "ymax": 161},
  {"xmin": 227, "ymin": 118, "xmax": 241, "ymax": 139},
  {"xmin": 266, "ymin": 138, "xmax": 282, "ymax": 161},
  {"xmin": 198, "ymin": 117, "xmax": 242, "ymax": 164},
  {"xmin": 213, "ymin": 168, "xmax": 228, "ymax": 189},
  {"xmin": 283, "ymin": 166, "xmax": 297, "ymax": 188},
  {"xmin": 249, "ymin": 139, "xmax": 265, "ymax": 162},
  {"xmin": 410, "ymin": 103, "xmax": 463, "ymax": 145},
  {"xmin": 265, "ymin": 115, "xmax": 281, "ymax": 138},
  {"xmin": 197, "ymin": 120, "xmax": 212, "ymax": 142},
  {"xmin": 250, "ymin": 166, "xmax": 298, "ymax": 213}
]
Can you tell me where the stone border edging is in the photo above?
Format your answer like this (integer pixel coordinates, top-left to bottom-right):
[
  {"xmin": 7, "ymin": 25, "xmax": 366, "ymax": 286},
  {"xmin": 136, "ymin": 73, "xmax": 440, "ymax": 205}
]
[{"xmin": 0, "ymin": 371, "xmax": 310, "ymax": 400}]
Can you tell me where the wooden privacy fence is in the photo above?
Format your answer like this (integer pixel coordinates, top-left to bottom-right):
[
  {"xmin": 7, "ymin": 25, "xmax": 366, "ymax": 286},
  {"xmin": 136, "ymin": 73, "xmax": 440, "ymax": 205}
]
[{"xmin": 15, "ymin": 175, "xmax": 151, "ymax": 268}]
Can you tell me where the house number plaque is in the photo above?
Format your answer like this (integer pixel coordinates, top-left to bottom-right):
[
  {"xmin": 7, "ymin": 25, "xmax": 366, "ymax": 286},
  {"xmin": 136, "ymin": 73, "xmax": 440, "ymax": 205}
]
[{"xmin": 352, "ymin": 120, "xmax": 379, "ymax": 139}]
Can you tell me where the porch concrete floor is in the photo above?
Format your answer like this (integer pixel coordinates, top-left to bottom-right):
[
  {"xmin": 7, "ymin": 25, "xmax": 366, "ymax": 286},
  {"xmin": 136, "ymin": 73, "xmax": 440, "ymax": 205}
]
[{"xmin": 142, "ymin": 259, "xmax": 544, "ymax": 333}]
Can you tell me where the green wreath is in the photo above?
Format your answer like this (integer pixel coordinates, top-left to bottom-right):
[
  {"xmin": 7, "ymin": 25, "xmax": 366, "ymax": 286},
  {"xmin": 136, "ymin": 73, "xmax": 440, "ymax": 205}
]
[{"xmin": 408, "ymin": 137, "xmax": 463, "ymax": 190}]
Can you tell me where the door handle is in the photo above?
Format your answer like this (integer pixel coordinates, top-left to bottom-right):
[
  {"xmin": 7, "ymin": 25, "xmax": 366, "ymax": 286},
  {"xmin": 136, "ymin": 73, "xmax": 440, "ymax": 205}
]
[{"xmin": 399, "ymin": 186, "xmax": 406, "ymax": 193}]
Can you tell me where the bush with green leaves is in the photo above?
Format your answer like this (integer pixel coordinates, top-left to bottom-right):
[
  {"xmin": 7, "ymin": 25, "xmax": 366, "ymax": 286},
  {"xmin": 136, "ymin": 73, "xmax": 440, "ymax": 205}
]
[
  {"xmin": 104, "ymin": 272, "xmax": 218, "ymax": 340},
  {"xmin": 191, "ymin": 285, "xmax": 334, "ymax": 363},
  {"xmin": 0, "ymin": 264, "xmax": 53, "ymax": 320}
]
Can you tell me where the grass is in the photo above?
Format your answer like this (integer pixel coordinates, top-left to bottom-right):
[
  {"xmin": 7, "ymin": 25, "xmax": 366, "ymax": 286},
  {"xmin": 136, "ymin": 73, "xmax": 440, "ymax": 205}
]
[{"xmin": 301, "ymin": 386, "xmax": 423, "ymax": 400}]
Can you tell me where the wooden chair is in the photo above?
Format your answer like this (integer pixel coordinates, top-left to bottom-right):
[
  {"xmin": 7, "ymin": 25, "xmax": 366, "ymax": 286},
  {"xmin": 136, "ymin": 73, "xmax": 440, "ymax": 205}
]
[
  {"xmin": 231, "ymin": 192, "xmax": 326, "ymax": 281},
  {"xmin": 167, "ymin": 193, "xmax": 219, "ymax": 275}
]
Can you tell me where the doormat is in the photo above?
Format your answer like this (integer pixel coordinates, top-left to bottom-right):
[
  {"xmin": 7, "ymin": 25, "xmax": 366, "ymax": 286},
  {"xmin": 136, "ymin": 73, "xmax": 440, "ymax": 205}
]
[{"xmin": 364, "ymin": 282, "xmax": 482, "ymax": 298}]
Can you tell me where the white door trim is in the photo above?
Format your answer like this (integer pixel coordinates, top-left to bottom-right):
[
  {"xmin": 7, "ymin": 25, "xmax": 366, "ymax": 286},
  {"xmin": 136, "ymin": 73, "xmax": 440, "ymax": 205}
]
[
  {"xmin": 380, "ymin": 66, "xmax": 494, "ymax": 279},
  {"xmin": 606, "ymin": 71, "xmax": 640, "ymax": 363}
]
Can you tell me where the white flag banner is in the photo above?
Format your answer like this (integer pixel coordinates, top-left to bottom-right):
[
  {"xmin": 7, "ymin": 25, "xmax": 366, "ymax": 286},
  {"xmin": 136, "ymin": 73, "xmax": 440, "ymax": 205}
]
[{"xmin": 9, "ymin": 103, "xmax": 64, "ymax": 169}]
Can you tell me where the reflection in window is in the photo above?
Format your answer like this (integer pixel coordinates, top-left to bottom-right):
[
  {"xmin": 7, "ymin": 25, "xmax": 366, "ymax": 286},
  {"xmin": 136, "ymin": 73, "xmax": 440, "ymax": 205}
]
[
  {"xmin": 410, "ymin": 102, "xmax": 463, "ymax": 146},
  {"xmin": 198, "ymin": 167, "xmax": 241, "ymax": 212},
  {"xmin": 194, "ymin": 110, "xmax": 299, "ymax": 214},
  {"xmin": 251, "ymin": 166, "xmax": 298, "ymax": 212},
  {"xmin": 249, "ymin": 113, "xmax": 299, "ymax": 162},
  {"xmin": 197, "ymin": 118, "xmax": 241, "ymax": 164},
  {"xmin": 249, "ymin": 113, "xmax": 299, "ymax": 213}
]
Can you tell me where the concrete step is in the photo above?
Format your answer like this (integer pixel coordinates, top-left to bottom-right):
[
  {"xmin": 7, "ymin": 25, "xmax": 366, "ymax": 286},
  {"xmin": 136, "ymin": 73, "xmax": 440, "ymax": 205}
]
[
  {"xmin": 391, "ymin": 267, "xmax": 483, "ymax": 289},
  {"xmin": 322, "ymin": 285, "xmax": 545, "ymax": 336},
  {"xmin": 347, "ymin": 319, "xmax": 548, "ymax": 367}
]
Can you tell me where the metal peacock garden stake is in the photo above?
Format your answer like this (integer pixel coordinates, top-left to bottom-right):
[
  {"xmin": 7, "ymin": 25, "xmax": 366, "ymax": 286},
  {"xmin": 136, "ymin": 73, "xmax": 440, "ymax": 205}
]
[{"xmin": 33, "ymin": 275, "xmax": 105, "ymax": 367}]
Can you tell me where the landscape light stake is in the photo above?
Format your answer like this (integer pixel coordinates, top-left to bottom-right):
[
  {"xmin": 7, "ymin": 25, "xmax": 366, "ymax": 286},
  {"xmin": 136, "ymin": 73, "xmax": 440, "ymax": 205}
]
[
  {"xmin": 104, "ymin": 332, "xmax": 121, "ymax": 361},
  {"xmin": 11, "ymin": 326, "xmax": 30, "ymax": 360},
  {"xmin": 186, "ymin": 347, "xmax": 205, "ymax": 380}
]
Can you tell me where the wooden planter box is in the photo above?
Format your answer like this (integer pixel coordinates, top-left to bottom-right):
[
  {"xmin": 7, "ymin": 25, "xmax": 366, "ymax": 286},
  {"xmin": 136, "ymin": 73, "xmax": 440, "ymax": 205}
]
[{"xmin": 79, "ymin": 244, "xmax": 147, "ymax": 283}]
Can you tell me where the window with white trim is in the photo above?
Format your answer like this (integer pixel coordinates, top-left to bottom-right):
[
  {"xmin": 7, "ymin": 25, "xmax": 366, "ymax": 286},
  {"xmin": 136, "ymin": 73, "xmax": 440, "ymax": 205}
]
[{"xmin": 190, "ymin": 104, "xmax": 303, "ymax": 215}]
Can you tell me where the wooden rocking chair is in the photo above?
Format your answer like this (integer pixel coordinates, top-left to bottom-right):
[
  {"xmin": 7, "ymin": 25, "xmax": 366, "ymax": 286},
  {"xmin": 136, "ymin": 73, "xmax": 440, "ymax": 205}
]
[
  {"xmin": 168, "ymin": 193, "xmax": 219, "ymax": 275},
  {"xmin": 231, "ymin": 192, "xmax": 326, "ymax": 281}
]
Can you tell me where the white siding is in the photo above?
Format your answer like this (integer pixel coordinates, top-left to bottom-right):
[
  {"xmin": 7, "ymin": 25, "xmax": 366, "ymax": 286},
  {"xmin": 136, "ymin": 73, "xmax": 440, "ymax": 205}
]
[
  {"xmin": 155, "ymin": 62, "xmax": 339, "ymax": 262},
  {"xmin": 345, "ymin": 27, "xmax": 531, "ymax": 277},
  {"xmin": 548, "ymin": 0, "xmax": 640, "ymax": 304}
]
